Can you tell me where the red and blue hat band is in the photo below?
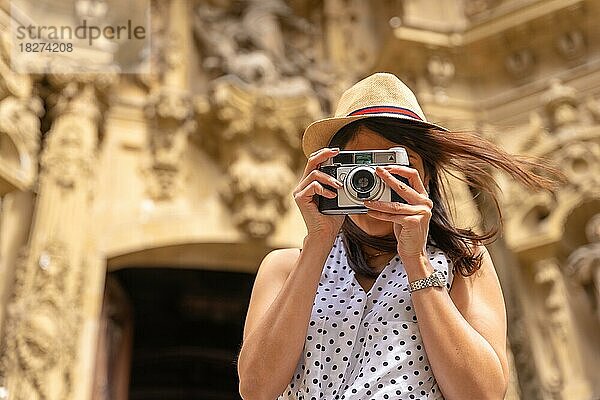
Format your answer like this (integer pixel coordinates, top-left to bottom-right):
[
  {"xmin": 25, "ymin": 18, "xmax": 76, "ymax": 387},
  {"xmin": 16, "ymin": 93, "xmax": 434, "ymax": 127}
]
[{"xmin": 347, "ymin": 106, "xmax": 423, "ymax": 121}]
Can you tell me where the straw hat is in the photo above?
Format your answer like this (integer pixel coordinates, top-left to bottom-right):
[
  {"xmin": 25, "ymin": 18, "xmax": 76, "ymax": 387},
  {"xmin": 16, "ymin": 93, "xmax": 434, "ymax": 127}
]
[{"xmin": 302, "ymin": 72, "xmax": 448, "ymax": 157}]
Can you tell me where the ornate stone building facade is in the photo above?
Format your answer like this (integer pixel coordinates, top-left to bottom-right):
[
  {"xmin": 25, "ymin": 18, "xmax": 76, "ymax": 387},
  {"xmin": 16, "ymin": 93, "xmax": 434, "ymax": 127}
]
[{"xmin": 0, "ymin": 0, "xmax": 598, "ymax": 399}]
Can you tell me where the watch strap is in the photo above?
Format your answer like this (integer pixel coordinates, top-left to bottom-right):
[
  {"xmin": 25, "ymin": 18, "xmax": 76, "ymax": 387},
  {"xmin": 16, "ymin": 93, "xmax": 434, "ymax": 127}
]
[{"xmin": 409, "ymin": 270, "xmax": 446, "ymax": 292}]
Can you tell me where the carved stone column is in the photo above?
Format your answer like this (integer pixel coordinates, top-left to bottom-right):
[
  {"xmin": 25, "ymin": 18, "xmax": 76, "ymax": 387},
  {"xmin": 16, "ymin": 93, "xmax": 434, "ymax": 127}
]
[
  {"xmin": 143, "ymin": 0, "xmax": 196, "ymax": 201},
  {"xmin": 532, "ymin": 258, "xmax": 589, "ymax": 400},
  {"xmin": 0, "ymin": 24, "xmax": 42, "ymax": 340},
  {"xmin": 0, "ymin": 74, "xmax": 111, "ymax": 400}
]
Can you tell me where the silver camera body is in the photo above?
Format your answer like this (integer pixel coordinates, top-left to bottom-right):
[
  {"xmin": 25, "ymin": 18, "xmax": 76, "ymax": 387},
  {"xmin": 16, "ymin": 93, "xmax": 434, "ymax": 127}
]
[{"xmin": 318, "ymin": 147, "xmax": 410, "ymax": 215}]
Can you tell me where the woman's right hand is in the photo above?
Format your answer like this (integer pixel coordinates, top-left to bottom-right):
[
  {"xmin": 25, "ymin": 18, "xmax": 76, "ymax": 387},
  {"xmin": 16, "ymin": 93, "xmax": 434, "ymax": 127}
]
[{"xmin": 293, "ymin": 147, "xmax": 346, "ymax": 238}]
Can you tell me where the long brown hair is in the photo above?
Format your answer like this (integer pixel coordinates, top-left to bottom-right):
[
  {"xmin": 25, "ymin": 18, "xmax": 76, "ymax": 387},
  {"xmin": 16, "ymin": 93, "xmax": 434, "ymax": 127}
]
[{"xmin": 329, "ymin": 117, "xmax": 562, "ymax": 278}]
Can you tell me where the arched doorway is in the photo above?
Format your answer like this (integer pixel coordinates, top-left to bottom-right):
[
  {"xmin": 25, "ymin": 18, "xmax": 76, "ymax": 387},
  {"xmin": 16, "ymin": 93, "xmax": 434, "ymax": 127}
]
[{"xmin": 93, "ymin": 266, "xmax": 255, "ymax": 400}]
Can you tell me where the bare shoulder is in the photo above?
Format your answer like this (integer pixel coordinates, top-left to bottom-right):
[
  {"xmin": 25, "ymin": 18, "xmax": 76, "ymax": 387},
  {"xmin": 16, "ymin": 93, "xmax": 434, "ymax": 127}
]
[
  {"xmin": 257, "ymin": 248, "xmax": 301, "ymax": 280},
  {"xmin": 243, "ymin": 248, "xmax": 301, "ymax": 341}
]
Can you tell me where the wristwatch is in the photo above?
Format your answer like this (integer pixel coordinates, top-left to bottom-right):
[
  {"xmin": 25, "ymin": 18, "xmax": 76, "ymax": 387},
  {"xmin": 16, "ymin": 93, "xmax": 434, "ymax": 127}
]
[{"xmin": 409, "ymin": 270, "xmax": 446, "ymax": 292}]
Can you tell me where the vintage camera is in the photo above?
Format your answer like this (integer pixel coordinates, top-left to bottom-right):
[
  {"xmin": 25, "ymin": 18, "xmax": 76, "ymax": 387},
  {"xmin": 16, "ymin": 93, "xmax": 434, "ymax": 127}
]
[{"xmin": 318, "ymin": 147, "xmax": 411, "ymax": 214}]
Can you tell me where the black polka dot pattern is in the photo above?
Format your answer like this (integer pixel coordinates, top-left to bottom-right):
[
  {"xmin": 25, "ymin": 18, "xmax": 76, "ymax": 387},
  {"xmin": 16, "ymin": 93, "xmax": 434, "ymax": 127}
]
[{"xmin": 278, "ymin": 235, "xmax": 453, "ymax": 399}]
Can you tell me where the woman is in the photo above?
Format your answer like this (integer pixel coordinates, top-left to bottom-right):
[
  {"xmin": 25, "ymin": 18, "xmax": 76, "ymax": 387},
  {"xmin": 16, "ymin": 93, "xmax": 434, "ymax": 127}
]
[{"xmin": 237, "ymin": 73, "xmax": 559, "ymax": 399}]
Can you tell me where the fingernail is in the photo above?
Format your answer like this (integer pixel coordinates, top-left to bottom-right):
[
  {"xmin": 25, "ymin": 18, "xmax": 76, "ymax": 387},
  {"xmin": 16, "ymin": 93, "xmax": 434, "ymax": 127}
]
[
  {"xmin": 331, "ymin": 147, "xmax": 340, "ymax": 152},
  {"xmin": 334, "ymin": 180, "xmax": 343, "ymax": 188}
]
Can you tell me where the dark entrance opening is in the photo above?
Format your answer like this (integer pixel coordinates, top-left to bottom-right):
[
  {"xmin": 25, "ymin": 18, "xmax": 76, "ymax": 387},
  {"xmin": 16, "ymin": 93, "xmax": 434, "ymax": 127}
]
[{"xmin": 105, "ymin": 267, "xmax": 255, "ymax": 400}]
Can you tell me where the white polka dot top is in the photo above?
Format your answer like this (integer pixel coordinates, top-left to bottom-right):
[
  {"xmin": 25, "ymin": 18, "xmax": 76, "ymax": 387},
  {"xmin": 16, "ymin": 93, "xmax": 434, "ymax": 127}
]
[{"xmin": 278, "ymin": 234, "xmax": 454, "ymax": 400}]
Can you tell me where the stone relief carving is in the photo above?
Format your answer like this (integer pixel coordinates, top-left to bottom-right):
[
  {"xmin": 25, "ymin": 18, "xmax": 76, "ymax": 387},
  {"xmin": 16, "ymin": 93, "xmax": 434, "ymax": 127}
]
[
  {"xmin": 500, "ymin": 79, "xmax": 599, "ymax": 244},
  {"xmin": 143, "ymin": 87, "xmax": 196, "ymax": 201},
  {"xmin": 532, "ymin": 258, "xmax": 571, "ymax": 400},
  {"xmin": 566, "ymin": 213, "xmax": 600, "ymax": 320},
  {"xmin": 542, "ymin": 79, "xmax": 582, "ymax": 132},
  {"xmin": 554, "ymin": 141, "xmax": 600, "ymax": 193},
  {"xmin": 555, "ymin": 29, "xmax": 586, "ymax": 61},
  {"xmin": 40, "ymin": 77, "xmax": 108, "ymax": 192},
  {"xmin": 140, "ymin": 0, "xmax": 197, "ymax": 202},
  {"xmin": 194, "ymin": 0, "xmax": 314, "ymax": 79},
  {"xmin": 0, "ymin": 73, "xmax": 109, "ymax": 399},
  {"xmin": 193, "ymin": 0, "xmax": 335, "ymax": 107},
  {"xmin": 0, "ymin": 31, "xmax": 43, "ymax": 194},
  {"xmin": 509, "ymin": 313, "xmax": 543, "ymax": 400},
  {"xmin": 197, "ymin": 75, "xmax": 320, "ymax": 238},
  {"xmin": 505, "ymin": 48, "xmax": 535, "ymax": 79},
  {"xmin": 192, "ymin": 0, "xmax": 325, "ymax": 238},
  {"xmin": 1, "ymin": 241, "xmax": 83, "ymax": 400},
  {"xmin": 532, "ymin": 257, "xmax": 591, "ymax": 400}
]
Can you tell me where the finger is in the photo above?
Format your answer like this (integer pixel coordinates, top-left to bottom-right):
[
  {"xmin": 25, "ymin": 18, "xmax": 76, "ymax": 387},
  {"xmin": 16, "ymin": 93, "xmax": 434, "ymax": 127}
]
[
  {"xmin": 380, "ymin": 165, "xmax": 427, "ymax": 195},
  {"xmin": 296, "ymin": 170, "xmax": 343, "ymax": 194},
  {"xmin": 363, "ymin": 200, "xmax": 430, "ymax": 215},
  {"xmin": 375, "ymin": 166, "xmax": 432, "ymax": 207},
  {"xmin": 295, "ymin": 181, "xmax": 336, "ymax": 203},
  {"xmin": 302, "ymin": 147, "xmax": 340, "ymax": 179},
  {"xmin": 366, "ymin": 210, "xmax": 406, "ymax": 224},
  {"xmin": 367, "ymin": 210, "xmax": 427, "ymax": 227}
]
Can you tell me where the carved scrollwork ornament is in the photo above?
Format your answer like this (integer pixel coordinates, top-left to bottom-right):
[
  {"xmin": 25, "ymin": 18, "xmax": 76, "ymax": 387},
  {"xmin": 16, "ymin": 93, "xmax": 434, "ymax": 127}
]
[
  {"xmin": 143, "ymin": 87, "xmax": 196, "ymax": 201},
  {"xmin": 552, "ymin": 141, "xmax": 600, "ymax": 192},
  {"xmin": 199, "ymin": 75, "xmax": 320, "ymax": 239},
  {"xmin": 542, "ymin": 79, "xmax": 581, "ymax": 131},
  {"xmin": 566, "ymin": 214, "xmax": 600, "ymax": 320},
  {"xmin": 0, "ymin": 240, "xmax": 83, "ymax": 400},
  {"xmin": 555, "ymin": 29, "xmax": 586, "ymax": 61},
  {"xmin": 505, "ymin": 48, "xmax": 535, "ymax": 79}
]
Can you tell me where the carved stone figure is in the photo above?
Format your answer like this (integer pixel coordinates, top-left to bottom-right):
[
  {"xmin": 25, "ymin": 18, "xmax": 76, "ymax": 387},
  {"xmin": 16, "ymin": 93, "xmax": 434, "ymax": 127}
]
[
  {"xmin": 198, "ymin": 75, "xmax": 320, "ymax": 238},
  {"xmin": 143, "ymin": 87, "xmax": 196, "ymax": 201},
  {"xmin": 142, "ymin": 0, "xmax": 196, "ymax": 201},
  {"xmin": 533, "ymin": 258, "xmax": 569, "ymax": 400},
  {"xmin": 533, "ymin": 258, "xmax": 588, "ymax": 400},
  {"xmin": 566, "ymin": 214, "xmax": 600, "ymax": 321}
]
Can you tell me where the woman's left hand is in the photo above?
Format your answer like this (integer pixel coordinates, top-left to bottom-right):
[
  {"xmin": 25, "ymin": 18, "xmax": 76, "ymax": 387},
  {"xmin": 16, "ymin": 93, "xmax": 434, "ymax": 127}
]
[{"xmin": 363, "ymin": 165, "xmax": 433, "ymax": 262}]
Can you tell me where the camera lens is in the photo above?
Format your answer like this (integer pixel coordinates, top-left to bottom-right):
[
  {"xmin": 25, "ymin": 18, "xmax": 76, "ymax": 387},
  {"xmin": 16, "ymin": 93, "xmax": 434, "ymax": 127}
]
[{"xmin": 350, "ymin": 168, "xmax": 376, "ymax": 193}]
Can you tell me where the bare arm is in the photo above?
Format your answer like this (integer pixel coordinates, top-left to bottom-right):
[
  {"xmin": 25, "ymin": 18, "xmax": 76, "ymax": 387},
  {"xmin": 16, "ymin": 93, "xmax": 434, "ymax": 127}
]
[
  {"xmin": 365, "ymin": 165, "xmax": 509, "ymax": 399},
  {"xmin": 237, "ymin": 234, "xmax": 337, "ymax": 400},
  {"xmin": 404, "ymin": 246, "xmax": 509, "ymax": 400},
  {"xmin": 238, "ymin": 147, "xmax": 344, "ymax": 399}
]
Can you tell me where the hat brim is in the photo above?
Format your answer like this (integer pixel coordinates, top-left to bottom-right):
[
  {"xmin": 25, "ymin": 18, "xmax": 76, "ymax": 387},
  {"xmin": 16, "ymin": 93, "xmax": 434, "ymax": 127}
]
[{"xmin": 301, "ymin": 114, "xmax": 448, "ymax": 157}]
